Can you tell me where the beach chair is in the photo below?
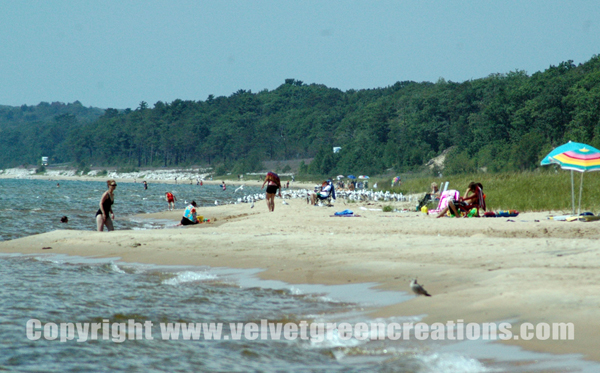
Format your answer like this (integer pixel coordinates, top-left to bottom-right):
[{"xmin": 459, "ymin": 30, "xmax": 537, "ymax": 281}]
[
  {"xmin": 417, "ymin": 181, "xmax": 447, "ymax": 210},
  {"xmin": 320, "ymin": 181, "xmax": 336, "ymax": 206}
]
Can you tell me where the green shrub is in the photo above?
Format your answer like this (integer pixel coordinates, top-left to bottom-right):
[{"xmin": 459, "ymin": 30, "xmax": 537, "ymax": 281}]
[{"xmin": 117, "ymin": 166, "xmax": 139, "ymax": 173}]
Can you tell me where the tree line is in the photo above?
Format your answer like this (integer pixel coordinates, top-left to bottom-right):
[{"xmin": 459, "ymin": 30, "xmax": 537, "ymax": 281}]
[{"xmin": 1, "ymin": 55, "xmax": 599, "ymax": 176}]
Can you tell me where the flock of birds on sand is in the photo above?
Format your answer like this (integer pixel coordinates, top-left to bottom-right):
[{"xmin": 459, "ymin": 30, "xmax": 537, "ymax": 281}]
[{"xmin": 211, "ymin": 185, "xmax": 415, "ymax": 207}]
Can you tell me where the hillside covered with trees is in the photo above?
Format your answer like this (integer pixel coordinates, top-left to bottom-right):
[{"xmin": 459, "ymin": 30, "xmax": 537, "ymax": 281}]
[{"xmin": 1, "ymin": 55, "xmax": 599, "ymax": 176}]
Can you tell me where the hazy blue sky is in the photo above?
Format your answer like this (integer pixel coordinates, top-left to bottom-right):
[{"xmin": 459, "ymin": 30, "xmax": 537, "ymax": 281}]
[{"xmin": 1, "ymin": 0, "xmax": 599, "ymax": 109}]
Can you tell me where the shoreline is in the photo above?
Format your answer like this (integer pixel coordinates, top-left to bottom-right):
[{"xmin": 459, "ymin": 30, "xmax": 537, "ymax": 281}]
[
  {"xmin": 1, "ymin": 197, "xmax": 599, "ymax": 363},
  {"xmin": 0, "ymin": 168, "xmax": 317, "ymax": 190}
]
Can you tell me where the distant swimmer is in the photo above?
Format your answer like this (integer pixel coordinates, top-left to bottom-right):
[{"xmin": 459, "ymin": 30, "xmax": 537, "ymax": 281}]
[
  {"xmin": 221, "ymin": 181, "xmax": 226, "ymax": 191},
  {"xmin": 60, "ymin": 216, "xmax": 68, "ymax": 223},
  {"xmin": 143, "ymin": 181, "xmax": 148, "ymax": 190}
]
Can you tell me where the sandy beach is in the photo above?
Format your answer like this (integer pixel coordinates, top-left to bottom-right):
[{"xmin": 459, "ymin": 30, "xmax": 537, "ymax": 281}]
[{"xmin": 1, "ymin": 185, "xmax": 600, "ymax": 364}]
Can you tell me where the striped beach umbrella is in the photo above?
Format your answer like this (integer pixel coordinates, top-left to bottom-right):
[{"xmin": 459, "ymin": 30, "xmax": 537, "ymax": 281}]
[
  {"xmin": 541, "ymin": 141, "xmax": 600, "ymax": 216},
  {"xmin": 541, "ymin": 141, "xmax": 600, "ymax": 172}
]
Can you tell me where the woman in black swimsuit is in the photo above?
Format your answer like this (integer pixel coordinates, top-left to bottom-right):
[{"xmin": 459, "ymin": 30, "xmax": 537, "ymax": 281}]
[
  {"xmin": 261, "ymin": 172, "xmax": 282, "ymax": 212},
  {"xmin": 96, "ymin": 179, "xmax": 116, "ymax": 231}
]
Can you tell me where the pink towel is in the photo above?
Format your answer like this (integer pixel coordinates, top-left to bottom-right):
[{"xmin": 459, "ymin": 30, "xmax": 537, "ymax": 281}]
[{"xmin": 428, "ymin": 190, "xmax": 459, "ymax": 214}]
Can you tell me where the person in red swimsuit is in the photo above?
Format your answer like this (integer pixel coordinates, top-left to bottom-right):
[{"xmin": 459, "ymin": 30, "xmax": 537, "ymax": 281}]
[{"xmin": 165, "ymin": 192, "xmax": 177, "ymax": 211}]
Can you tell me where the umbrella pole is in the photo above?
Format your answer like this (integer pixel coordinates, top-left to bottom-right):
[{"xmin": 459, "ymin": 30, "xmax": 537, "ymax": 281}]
[
  {"xmin": 571, "ymin": 170, "xmax": 575, "ymax": 215},
  {"xmin": 578, "ymin": 172, "xmax": 584, "ymax": 221}
]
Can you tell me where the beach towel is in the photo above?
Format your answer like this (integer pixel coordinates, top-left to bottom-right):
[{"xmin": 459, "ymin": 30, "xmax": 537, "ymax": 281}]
[
  {"xmin": 328, "ymin": 180, "xmax": 336, "ymax": 200},
  {"xmin": 334, "ymin": 210, "xmax": 353, "ymax": 216},
  {"xmin": 483, "ymin": 210, "xmax": 519, "ymax": 217},
  {"xmin": 474, "ymin": 185, "xmax": 486, "ymax": 212},
  {"xmin": 428, "ymin": 189, "xmax": 459, "ymax": 215}
]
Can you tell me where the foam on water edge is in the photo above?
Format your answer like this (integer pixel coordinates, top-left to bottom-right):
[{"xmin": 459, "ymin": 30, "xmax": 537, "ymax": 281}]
[{"xmin": 162, "ymin": 271, "xmax": 218, "ymax": 285}]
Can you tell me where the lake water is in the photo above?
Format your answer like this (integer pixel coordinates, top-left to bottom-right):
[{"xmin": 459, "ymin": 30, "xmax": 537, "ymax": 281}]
[
  {"xmin": 0, "ymin": 178, "xmax": 598, "ymax": 372},
  {"xmin": 0, "ymin": 178, "xmax": 262, "ymax": 241}
]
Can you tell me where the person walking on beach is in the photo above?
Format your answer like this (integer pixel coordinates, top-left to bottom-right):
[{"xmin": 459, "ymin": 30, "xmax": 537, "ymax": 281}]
[
  {"xmin": 96, "ymin": 179, "xmax": 116, "ymax": 231},
  {"xmin": 261, "ymin": 172, "xmax": 282, "ymax": 212},
  {"xmin": 165, "ymin": 192, "xmax": 177, "ymax": 211}
]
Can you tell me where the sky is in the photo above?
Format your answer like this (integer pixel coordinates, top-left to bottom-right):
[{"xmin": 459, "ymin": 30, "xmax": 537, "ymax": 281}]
[{"xmin": 1, "ymin": 0, "xmax": 599, "ymax": 109}]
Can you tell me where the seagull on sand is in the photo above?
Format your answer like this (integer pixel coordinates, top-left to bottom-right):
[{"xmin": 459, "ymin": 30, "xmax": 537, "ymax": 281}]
[{"xmin": 410, "ymin": 279, "xmax": 431, "ymax": 297}]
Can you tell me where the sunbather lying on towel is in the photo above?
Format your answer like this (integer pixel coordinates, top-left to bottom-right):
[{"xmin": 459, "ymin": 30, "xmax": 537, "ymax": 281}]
[{"xmin": 436, "ymin": 182, "xmax": 485, "ymax": 218}]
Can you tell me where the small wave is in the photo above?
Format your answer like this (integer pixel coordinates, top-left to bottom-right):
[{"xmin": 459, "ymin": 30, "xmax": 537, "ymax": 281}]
[
  {"xmin": 33, "ymin": 256, "xmax": 64, "ymax": 264},
  {"xmin": 162, "ymin": 271, "xmax": 217, "ymax": 285},
  {"xmin": 309, "ymin": 328, "xmax": 363, "ymax": 349},
  {"xmin": 109, "ymin": 262, "xmax": 126, "ymax": 274},
  {"xmin": 288, "ymin": 286, "xmax": 303, "ymax": 296}
]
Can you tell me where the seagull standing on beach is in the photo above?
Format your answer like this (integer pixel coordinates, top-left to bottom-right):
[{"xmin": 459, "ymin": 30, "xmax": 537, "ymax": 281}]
[{"xmin": 410, "ymin": 279, "xmax": 431, "ymax": 297}]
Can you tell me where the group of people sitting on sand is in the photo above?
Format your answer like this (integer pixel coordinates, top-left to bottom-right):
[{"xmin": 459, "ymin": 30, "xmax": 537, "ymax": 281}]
[{"xmin": 435, "ymin": 182, "xmax": 486, "ymax": 218}]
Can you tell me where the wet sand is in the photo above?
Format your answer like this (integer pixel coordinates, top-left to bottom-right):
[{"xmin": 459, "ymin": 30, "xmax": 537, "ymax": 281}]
[{"xmin": 1, "ymin": 195, "xmax": 599, "ymax": 362}]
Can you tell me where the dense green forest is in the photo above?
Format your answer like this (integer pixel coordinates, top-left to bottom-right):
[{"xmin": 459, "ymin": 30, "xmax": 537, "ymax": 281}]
[{"xmin": 1, "ymin": 55, "xmax": 600, "ymax": 175}]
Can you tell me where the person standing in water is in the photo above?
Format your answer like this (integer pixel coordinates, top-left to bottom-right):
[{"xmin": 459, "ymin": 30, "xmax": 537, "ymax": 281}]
[
  {"xmin": 165, "ymin": 192, "xmax": 177, "ymax": 211},
  {"xmin": 96, "ymin": 179, "xmax": 116, "ymax": 231},
  {"xmin": 143, "ymin": 181, "xmax": 148, "ymax": 190}
]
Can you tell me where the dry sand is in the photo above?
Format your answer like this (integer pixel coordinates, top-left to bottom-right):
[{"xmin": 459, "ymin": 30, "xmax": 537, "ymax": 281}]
[{"xmin": 1, "ymin": 195, "xmax": 599, "ymax": 362}]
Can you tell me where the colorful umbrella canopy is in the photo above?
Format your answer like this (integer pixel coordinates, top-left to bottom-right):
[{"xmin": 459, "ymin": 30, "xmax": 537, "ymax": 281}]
[
  {"xmin": 347, "ymin": 175, "xmax": 357, "ymax": 179},
  {"xmin": 541, "ymin": 141, "xmax": 600, "ymax": 172},
  {"xmin": 541, "ymin": 141, "xmax": 600, "ymax": 216}
]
